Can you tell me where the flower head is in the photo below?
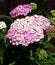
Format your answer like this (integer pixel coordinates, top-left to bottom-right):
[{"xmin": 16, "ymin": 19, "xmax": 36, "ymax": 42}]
[
  {"xmin": 38, "ymin": 49, "xmax": 48, "ymax": 60},
  {"xmin": 6, "ymin": 15, "xmax": 45, "ymax": 46},
  {"xmin": 10, "ymin": 4, "xmax": 32, "ymax": 18},
  {"xmin": 0, "ymin": 21, "xmax": 7, "ymax": 29},
  {"xmin": 45, "ymin": 25, "xmax": 55, "ymax": 37},
  {"xmin": 29, "ymin": 2, "xmax": 37, "ymax": 10}
]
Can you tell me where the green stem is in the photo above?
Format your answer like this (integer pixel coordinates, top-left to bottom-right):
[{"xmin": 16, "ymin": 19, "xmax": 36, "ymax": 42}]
[
  {"xmin": 37, "ymin": 9, "xmax": 44, "ymax": 14},
  {"xmin": 0, "ymin": 57, "xmax": 3, "ymax": 65},
  {"xmin": 0, "ymin": 15, "xmax": 13, "ymax": 22},
  {"xmin": 40, "ymin": 0, "xmax": 47, "ymax": 9},
  {"xmin": 30, "ymin": 50, "xmax": 33, "ymax": 57},
  {"xmin": 4, "ymin": 36, "xmax": 6, "ymax": 43},
  {"xmin": 46, "ymin": 37, "xmax": 51, "ymax": 43},
  {"xmin": 29, "ymin": 50, "xmax": 35, "ymax": 61}
]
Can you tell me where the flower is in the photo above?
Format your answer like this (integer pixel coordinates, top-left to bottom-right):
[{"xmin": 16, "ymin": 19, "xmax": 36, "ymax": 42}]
[
  {"xmin": 6, "ymin": 14, "xmax": 51, "ymax": 46},
  {"xmin": 38, "ymin": 49, "xmax": 48, "ymax": 60},
  {"xmin": 6, "ymin": 15, "xmax": 45, "ymax": 46},
  {"xmin": 29, "ymin": 2, "xmax": 37, "ymax": 10},
  {"xmin": 0, "ymin": 21, "xmax": 7, "ymax": 29},
  {"xmin": 45, "ymin": 25, "xmax": 55, "ymax": 37},
  {"xmin": 10, "ymin": 4, "xmax": 32, "ymax": 18},
  {"xmin": 33, "ymin": 15, "xmax": 51, "ymax": 30}
]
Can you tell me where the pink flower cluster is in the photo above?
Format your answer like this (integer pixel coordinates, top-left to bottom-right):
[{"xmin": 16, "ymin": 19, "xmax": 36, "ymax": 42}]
[
  {"xmin": 6, "ymin": 15, "xmax": 51, "ymax": 46},
  {"xmin": 34, "ymin": 15, "xmax": 51, "ymax": 30},
  {"xmin": 10, "ymin": 4, "xmax": 32, "ymax": 18}
]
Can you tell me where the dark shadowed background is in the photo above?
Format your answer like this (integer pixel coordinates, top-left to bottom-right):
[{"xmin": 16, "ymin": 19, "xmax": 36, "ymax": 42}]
[{"xmin": 0, "ymin": 0, "xmax": 55, "ymax": 15}]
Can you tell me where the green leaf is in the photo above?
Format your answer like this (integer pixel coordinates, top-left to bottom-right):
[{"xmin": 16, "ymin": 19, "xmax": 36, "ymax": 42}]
[
  {"xmin": 50, "ymin": 10, "xmax": 55, "ymax": 16},
  {"xmin": 0, "ymin": 48, "xmax": 4, "ymax": 58},
  {"xmin": 9, "ymin": 61, "xmax": 16, "ymax": 65},
  {"xmin": 44, "ymin": 43, "xmax": 54, "ymax": 49},
  {"xmin": 50, "ymin": 53, "xmax": 55, "ymax": 56},
  {"xmin": 0, "ymin": 15, "xmax": 13, "ymax": 22},
  {"xmin": 35, "ymin": 61, "xmax": 41, "ymax": 65},
  {"xmin": 50, "ymin": 17, "xmax": 55, "ymax": 25},
  {"xmin": 44, "ymin": 60, "xmax": 55, "ymax": 64}
]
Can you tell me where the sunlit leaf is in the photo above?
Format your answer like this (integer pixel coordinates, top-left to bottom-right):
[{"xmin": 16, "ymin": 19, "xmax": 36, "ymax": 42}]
[{"xmin": 50, "ymin": 10, "xmax": 55, "ymax": 16}]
